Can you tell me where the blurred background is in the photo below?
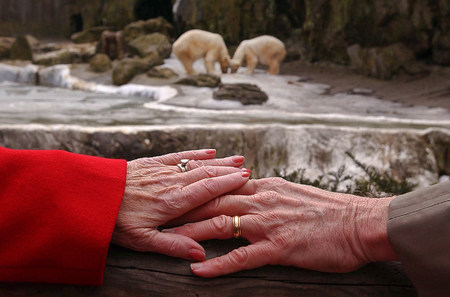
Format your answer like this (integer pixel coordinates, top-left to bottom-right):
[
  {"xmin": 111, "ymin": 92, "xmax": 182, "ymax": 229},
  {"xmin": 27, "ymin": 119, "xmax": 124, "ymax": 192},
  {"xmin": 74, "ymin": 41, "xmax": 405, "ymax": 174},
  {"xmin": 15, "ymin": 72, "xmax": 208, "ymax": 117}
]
[{"xmin": 0, "ymin": 0, "xmax": 449, "ymax": 196}]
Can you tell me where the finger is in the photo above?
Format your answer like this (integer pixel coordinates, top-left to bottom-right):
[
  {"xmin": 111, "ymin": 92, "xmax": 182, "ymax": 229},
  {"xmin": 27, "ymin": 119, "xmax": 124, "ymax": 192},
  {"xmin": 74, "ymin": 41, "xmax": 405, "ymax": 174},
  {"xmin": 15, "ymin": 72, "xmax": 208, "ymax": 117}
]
[
  {"xmin": 179, "ymin": 171, "xmax": 250, "ymax": 210},
  {"xmin": 181, "ymin": 166, "xmax": 250, "ymax": 185},
  {"xmin": 166, "ymin": 214, "xmax": 254, "ymax": 241},
  {"xmin": 148, "ymin": 231, "xmax": 206, "ymax": 261},
  {"xmin": 187, "ymin": 155, "xmax": 244, "ymax": 169},
  {"xmin": 166, "ymin": 194, "xmax": 254, "ymax": 227},
  {"xmin": 190, "ymin": 243, "xmax": 272, "ymax": 277},
  {"xmin": 227, "ymin": 180, "xmax": 258, "ymax": 195},
  {"xmin": 155, "ymin": 149, "xmax": 217, "ymax": 165}
]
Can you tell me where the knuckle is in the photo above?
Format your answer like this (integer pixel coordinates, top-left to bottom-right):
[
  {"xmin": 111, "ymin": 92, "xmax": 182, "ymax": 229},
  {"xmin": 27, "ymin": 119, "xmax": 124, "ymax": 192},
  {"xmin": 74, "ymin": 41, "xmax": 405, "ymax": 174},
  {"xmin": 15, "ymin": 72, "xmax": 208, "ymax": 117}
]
[
  {"xmin": 191, "ymin": 160, "xmax": 205, "ymax": 169},
  {"xmin": 272, "ymin": 233, "xmax": 290, "ymax": 249},
  {"xmin": 166, "ymin": 240, "xmax": 180, "ymax": 256},
  {"xmin": 270, "ymin": 177, "xmax": 287, "ymax": 187},
  {"xmin": 164, "ymin": 195, "xmax": 184, "ymax": 211},
  {"xmin": 202, "ymin": 166, "xmax": 217, "ymax": 178},
  {"xmin": 213, "ymin": 257, "xmax": 225, "ymax": 273},
  {"xmin": 258, "ymin": 191, "xmax": 279, "ymax": 205},
  {"xmin": 210, "ymin": 196, "xmax": 223, "ymax": 210},
  {"xmin": 228, "ymin": 248, "xmax": 249, "ymax": 267},
  {"xmin": 203, "ymin": 178, "xmax": 219, "ymax": 195},
  {"xmin": 211, "ymin": 215, "xmax": 229, "ymax": 234}
]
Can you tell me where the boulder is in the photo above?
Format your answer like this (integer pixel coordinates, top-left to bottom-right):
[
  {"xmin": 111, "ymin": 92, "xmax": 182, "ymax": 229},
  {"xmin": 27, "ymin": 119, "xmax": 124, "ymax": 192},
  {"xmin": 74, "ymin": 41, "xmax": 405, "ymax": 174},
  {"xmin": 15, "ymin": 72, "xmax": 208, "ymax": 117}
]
[
  {"xmin": 175, "ymin": 73, "xmax": 221, "ymax": 88},
  {"xmin": 71, "ymin": 26, "xmax": 109, "ymax": 44},
  {"xmin": 24, "ymin": 35, "xmax": 39, "ymax": 50},
  {"xmin": 0, "ymin": 37, "xmax": 15, "ymax": 60},
  {"xmin": 33, "ymin": 49, "xmax": 79, "ymax": 66},
  {"xmin": 89, "ymin": 54, "xmax": 112, "ymax": 73},
  {"xmin": 347, "ymin": 43, "xmax": 415, "ymax": 80},
  {"xmin": 213, "ymin": 83, "xmax": 268, "ymax": 105},
  {"xmin": 123, "ymin": 17, "xmax": 174, "ymax": 43},
  {"xmin": 128, "ymin": 33, "xmax": 172, "ymax": 59},
  {"xmin": 36, "ymin": 43, "xmax": 62, "ymax": 54},
  {"xmin": 147, "ymin": 66, "xmax": 178, "ymax": 78},
  {"xmin": 96, "ymin": 31, "xmax": 127, "ymax": 60},
  {"xmin": 112, "ymin": 54, "xmax": 163, "ymax": 85},
  {"xmin": 9, "ymin": 36, "xmax": 33, "ymax": 60},
  {"xmin": 33, "ymin": 43, "xmax": 96, "ymax": 66}
]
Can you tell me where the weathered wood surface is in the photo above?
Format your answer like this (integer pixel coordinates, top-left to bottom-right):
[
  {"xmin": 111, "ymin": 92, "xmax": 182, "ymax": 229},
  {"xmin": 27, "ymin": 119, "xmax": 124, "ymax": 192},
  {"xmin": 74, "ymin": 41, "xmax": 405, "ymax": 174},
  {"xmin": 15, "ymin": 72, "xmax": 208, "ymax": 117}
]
[{"xmin": 0, "ymin": 240, "xmax": 418, "ymax": 297}]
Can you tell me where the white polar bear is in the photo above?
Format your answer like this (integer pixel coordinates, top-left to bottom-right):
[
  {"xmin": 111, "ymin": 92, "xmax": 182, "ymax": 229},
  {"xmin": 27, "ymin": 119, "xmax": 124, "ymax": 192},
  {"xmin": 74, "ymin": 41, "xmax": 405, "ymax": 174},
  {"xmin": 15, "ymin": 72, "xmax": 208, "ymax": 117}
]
[
  {"xmin": 172, "ymin": 29, "xmax": 230, "ymax": 75},
  {"xmin": 230, "ymin": 35, "xmax": 286, "ymax": 74}
]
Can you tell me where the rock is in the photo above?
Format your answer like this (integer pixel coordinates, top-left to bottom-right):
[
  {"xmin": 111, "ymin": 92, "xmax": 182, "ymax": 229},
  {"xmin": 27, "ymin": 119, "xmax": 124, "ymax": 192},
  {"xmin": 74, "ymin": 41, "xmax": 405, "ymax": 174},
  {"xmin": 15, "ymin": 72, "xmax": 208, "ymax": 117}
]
[
  {"xmin": 101, "ymin": 0, "xmax": 136, "ymax": 30},
  {"xmin": 128, "ymin": 33, "xmax": 172, "ymax": 59},
  {"xmin": 347, "ymin": 44, "xmax": 364, "ymax": 69},
  {"xmin": 89, "ymin": 54, "xmax": 112, "ymax": 73},
  {"xmin": 34, "ymin": 49, "xmax": 79, "ymax": 66},
  {"xmin": 1, "ymin": 125, "xmax": 446, "ymax": 191},
  {"xmin": 176, "ymin": 73, "xmax": 221, "ymax": 88},
  {"xmin": 97, "ymin": 31, "xmax": 127, "ymax": 60},
  {"xmin": 0, "ymin": 63, "xmax": 39, "ymax": 84},
  {"xmin": 33, "ymin": 44, "xmax": 96, "ymax": 66},
  {"xmin": 0, "ymin": 37, "xmax": 15, "ymax": 60},
  {"xmin": 147, "ymin": 66, "xmax": 178, "ymax": 78},
  {"xmin": 9, "ymin": 36, "xmax": 33, "ymax": 60},
  {"xmin": 24, "ymin": 35, "xmax": 39, "ymax": 50},
  {"xmin": 71, "ymin": 26, "xmax": 109, "ymax": 44},
  {"xmin": 123, "ymin": 17, "xmax": 175, "ymax": 43},
  {"xmin": 112, "ymin": 55, "xmax": 163, "ymax": 85},
  {"xmin": 36, "ymin": 43, "xmax": 62, "ymax": 54},
  {"xmin": 348, "ymin": 88, "xmax": 375, "ymax": 96},
  {"xmin": 347, "ymin": 43, "xmax": 415, "ymax": 80},
  {"xmin": 213, "ymin": 83, "xmax": 268, "ymax": 105}
]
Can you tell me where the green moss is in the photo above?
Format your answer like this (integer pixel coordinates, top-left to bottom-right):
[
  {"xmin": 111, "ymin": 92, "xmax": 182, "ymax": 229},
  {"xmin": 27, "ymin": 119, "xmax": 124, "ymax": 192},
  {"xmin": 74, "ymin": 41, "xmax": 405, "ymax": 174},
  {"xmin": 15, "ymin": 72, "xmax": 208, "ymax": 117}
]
[{"xmin": 275, "ymin": 152, "xmax": 416, "ymax": 197}]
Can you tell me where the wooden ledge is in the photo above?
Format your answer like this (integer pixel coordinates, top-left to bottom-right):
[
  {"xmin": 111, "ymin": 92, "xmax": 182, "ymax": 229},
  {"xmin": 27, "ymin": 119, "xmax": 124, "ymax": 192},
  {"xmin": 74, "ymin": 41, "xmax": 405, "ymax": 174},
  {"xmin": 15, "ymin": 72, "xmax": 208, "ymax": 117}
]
[{"xmin": 0, "ymin": 240, "xmax": 418, "ymax": 296}]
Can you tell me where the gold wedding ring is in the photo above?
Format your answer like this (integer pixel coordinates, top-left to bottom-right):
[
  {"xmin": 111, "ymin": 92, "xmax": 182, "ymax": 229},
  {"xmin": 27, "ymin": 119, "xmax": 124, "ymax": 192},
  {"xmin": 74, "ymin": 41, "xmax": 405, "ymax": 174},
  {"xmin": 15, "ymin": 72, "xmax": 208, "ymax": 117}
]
[{"xmin": 232, "ymin": 216, "xmax": 242, "ymax": 239}]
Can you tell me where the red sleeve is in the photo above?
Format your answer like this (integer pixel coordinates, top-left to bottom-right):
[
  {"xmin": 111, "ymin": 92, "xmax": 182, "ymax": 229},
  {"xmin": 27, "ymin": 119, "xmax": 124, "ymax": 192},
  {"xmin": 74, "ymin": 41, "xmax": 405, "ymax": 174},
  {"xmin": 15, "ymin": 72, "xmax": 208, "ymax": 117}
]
[{"xmin": 0, "ymin": 147, "xmax": 127, "ymax": 285}]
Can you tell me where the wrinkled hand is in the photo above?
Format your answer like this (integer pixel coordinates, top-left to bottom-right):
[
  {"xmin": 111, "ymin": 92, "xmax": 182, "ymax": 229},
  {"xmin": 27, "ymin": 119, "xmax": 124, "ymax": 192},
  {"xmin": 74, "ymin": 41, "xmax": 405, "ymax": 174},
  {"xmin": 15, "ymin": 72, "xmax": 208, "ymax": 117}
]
[
  {"xmin": 167, "ymin": 177, "xmax": 398, "ymax": 277},
  {"xmin": 112, "ymin": 149, "xmax": 250, "ymax": 261}
]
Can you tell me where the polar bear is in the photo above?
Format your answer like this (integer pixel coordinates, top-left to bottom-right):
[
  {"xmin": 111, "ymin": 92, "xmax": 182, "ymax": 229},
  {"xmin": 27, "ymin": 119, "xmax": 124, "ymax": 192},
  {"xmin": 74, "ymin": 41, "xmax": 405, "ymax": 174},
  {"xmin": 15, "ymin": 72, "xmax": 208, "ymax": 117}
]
[
  {"xmin": 230, "ymin": 35, "xmax": 286, "ymax": 74},
  {"xmin": 172, "ymin": 29, "xmax": 230, "ymax": 75}
]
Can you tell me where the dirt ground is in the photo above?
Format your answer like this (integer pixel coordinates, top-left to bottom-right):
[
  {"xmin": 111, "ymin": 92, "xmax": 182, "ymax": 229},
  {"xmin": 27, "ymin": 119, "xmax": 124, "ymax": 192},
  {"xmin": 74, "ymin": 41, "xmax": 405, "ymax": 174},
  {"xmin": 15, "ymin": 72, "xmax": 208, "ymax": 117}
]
[{"xmin": 280, "ymin": 60, "xmax": 450, "ymax": 111}]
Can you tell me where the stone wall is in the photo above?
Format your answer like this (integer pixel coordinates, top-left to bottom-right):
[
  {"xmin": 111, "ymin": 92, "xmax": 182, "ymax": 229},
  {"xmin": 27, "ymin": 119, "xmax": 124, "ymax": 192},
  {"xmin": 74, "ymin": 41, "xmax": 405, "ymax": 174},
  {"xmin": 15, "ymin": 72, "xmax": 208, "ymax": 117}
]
[{"xmin": 1, "ymin": 125, "xmax": 448, "ymax": 191}]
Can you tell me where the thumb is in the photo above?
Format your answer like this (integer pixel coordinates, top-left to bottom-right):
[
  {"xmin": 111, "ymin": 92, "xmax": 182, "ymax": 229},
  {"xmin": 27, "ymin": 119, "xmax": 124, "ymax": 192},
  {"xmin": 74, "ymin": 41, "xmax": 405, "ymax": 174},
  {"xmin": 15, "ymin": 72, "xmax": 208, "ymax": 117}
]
[{"xmin": 151, "ymin": 231, "xmax": 206, "ymax": 261}]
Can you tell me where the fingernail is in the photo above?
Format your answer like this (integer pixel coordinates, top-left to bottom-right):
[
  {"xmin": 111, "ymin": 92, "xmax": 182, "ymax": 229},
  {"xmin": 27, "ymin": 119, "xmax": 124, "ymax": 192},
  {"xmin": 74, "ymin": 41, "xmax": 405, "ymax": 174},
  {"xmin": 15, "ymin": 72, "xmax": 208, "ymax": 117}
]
[
  {"xmin": 188, "ymin": 249, "xmax": 205, "ymax": 261},
  {"xmin": 232, "ymin": 156, "xmax": 244, "ymax": 163},
  {"xmin": 241, "ymin": 171, "xmax": 250, "ymax": 178},
  {"xmin": 191, "ymin": 262, "xmax": 203, "ymax": 271},
  {"xmin": 162, "ymin": 228, "xmax": 175, "ymax": 233},
  {"xmin": 205, "ymin": 149, "xmax": 216, "ymax": 155},
  {"xmin": 241, "ymin": 168, "xmax": 251, "ymax": 173}
]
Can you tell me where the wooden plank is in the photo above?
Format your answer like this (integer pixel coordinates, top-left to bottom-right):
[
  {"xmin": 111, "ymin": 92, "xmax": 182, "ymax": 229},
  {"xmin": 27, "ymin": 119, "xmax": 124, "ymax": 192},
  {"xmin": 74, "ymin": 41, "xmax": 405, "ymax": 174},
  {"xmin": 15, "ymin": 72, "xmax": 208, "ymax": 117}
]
[{"xmin": 0, "ymin": 240, "xmax": 418, "ymax": 297}]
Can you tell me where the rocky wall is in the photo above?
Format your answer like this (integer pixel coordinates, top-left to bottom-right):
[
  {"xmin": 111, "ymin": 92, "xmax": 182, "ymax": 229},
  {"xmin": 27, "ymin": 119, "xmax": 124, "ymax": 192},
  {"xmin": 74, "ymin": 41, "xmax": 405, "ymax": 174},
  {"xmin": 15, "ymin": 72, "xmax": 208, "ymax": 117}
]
[
  {"xmin": 1, "ymin": 124, "xmax": 448, "ymax": 192},
  {"xmin": 174, "ymin": 0, "xmax": 450, "ymax": 66}
]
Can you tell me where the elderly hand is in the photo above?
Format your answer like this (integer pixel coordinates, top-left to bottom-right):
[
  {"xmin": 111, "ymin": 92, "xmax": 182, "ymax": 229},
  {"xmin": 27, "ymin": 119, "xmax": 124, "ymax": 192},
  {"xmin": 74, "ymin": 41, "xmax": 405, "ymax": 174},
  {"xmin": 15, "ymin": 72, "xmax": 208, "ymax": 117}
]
[
  {"xmin": 112, "ymin": 149, "xmax": 250, "ymax": 262},
  {"xmin": 166, "ymin": 177, "xmax": 399, "ymax": 277}
]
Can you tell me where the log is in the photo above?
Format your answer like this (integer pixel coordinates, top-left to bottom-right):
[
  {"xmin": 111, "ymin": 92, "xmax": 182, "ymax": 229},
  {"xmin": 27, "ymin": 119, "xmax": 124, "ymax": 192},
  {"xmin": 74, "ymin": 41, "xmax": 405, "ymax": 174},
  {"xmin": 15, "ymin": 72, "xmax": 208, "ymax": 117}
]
[{"xmin": 0, "ymin": 240, "xmax": 418, "ymax": 296}]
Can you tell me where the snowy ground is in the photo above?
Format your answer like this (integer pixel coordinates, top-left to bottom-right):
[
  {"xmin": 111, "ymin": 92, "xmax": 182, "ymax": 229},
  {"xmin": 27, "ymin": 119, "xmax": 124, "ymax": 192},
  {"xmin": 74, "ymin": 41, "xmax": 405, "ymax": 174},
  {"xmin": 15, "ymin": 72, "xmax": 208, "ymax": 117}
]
[{"xmin": 0, "ymin": 58, "xmax": 449, "ymax": 129}]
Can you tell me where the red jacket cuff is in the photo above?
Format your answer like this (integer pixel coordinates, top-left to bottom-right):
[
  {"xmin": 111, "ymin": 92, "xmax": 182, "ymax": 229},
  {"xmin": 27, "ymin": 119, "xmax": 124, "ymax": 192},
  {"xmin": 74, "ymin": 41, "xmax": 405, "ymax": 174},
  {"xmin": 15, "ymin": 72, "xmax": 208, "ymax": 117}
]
[{"xmin": 0, "ymin": 147, "xmax": 127, "ymax": 285}]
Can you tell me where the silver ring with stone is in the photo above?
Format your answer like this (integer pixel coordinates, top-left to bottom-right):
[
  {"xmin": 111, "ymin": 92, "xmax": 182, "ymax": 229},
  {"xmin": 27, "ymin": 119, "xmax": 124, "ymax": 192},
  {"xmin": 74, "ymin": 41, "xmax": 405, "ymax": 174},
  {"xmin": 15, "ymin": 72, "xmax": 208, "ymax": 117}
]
[{"xmin": 177, "ymin": 159, "xmax": 190, "ymax": 173}]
